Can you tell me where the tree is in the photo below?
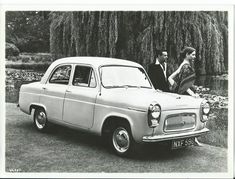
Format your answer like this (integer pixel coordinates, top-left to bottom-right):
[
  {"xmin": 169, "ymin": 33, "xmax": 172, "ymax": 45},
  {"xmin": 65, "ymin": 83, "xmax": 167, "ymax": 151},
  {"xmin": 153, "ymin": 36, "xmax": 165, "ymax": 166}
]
[
  {"xmin": 6, "ymin": 11, "xmax": 51, "ymax": 53},
  {"xmin": 50, "ymin": 11, "xmax": 228, "ymax": 75}
]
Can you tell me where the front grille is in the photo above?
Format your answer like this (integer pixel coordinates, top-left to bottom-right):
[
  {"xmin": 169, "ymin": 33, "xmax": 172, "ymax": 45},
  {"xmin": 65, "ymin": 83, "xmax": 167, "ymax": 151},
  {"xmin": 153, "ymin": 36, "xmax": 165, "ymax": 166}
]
[{"xmin": 164, "ymin": 113, "xmax": 196, "ymax": 132}]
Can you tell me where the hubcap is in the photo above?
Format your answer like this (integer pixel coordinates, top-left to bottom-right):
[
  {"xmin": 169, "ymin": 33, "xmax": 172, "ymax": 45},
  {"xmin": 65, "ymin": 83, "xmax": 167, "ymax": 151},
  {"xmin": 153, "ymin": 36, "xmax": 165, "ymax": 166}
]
[
  {"xmin": 35, "ymin": 111, "xmax": 46, "ymax": 129},
  {"xmin": 112, "ymin": 127, "xmax": 130, "ymax": 153}
]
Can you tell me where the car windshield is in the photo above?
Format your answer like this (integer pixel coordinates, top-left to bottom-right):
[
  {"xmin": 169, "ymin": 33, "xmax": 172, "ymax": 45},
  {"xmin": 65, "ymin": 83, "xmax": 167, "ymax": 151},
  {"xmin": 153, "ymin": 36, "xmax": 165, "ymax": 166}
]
[{"xmin": 101, "ymin": 66, "xmax": 152, "ymax": 88}]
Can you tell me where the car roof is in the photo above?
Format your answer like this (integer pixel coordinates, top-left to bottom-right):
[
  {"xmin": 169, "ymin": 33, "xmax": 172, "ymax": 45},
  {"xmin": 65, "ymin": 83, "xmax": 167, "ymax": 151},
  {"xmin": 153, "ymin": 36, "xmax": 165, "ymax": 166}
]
[
  {"xmin": 51, "ymin": 56, "xmax": 142, "ymax": 68},
  {"xmin": 40, "ymin": 56, "xmax": 143, "ymax": 84}
]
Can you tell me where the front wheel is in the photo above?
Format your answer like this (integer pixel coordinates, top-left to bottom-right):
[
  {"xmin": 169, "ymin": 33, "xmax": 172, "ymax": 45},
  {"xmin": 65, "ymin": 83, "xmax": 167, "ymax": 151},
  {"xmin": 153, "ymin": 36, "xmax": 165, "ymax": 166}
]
[
  {"xmin": 111, "ymin": 124, "xmax": 135, "ymax": 157},
  {"xmin": 33, "ymin": 108, "xmax": 48, "ymax": 132}
]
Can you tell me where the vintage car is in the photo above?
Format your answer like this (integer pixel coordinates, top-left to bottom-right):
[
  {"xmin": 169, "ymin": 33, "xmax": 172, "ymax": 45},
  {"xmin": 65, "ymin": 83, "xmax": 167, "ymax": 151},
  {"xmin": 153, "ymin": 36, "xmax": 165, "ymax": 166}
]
[{"xmin": 19, "ymin": 57, "xmax": 210, "ymax": 156}]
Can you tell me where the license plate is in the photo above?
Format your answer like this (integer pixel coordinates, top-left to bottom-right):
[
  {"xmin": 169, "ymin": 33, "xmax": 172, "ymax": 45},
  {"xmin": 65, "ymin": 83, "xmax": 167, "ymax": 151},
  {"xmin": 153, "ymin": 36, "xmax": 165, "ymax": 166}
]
[{"xmin": 171, "ymin": 137, "xmax": 195, "ymax": 149}]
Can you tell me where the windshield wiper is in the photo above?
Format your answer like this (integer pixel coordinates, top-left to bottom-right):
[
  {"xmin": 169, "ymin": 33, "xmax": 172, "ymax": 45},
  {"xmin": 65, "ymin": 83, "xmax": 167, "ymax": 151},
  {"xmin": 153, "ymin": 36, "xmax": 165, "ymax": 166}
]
[
  {"xmin": 122, "ymin": 85, "xmax": 140, "ymax": 88},
  {"xmin": 139, "ymin": 86, "xmax": 152, "ymax": 89},
  {"xmin": 105, "ymin": 85, "xmax": 151, "ymax": 89},
  {"xmin": 105, "ymin": 85, "xmax": 138, "ymax": 88},
  {"xmin": 122, "ymin": 85, "xmax": 152, "ymax": 89},
  {"xmin": 105, "ymin": 85, "xmax": 125, "ymax": 88}
]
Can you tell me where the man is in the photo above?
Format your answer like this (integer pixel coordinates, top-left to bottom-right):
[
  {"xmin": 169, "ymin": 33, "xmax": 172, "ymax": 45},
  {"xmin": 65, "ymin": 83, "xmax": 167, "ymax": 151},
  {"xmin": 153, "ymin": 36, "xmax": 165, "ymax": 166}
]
[{"xmin": 148, "ymin": 49, "xmax": 169, "ymax": 92}]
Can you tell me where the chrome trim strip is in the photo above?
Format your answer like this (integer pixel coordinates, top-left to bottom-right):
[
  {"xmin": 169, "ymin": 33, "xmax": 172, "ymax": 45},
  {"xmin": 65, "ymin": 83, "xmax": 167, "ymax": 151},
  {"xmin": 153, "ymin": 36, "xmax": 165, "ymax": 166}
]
[
  {"xmin": 127, "ymin": 107, "xmax": 147, "ymax": 113},
  {"xmin": 142, "ymin": 128, "xmax": 209, "ymax": 142}
]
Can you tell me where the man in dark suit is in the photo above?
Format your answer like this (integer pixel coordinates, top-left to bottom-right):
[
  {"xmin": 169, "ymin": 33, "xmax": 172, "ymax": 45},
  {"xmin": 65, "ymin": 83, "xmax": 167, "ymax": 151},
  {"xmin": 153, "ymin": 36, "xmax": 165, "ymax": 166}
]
[{"xmin": 148, "ymin": 49, "xmax": 169, "ymax": 92}]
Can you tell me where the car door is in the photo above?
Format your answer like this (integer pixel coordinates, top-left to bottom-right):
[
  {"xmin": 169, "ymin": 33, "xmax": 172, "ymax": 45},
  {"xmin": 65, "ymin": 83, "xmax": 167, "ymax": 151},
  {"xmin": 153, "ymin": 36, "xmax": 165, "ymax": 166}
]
[
  {"xmin": 40, "ymin": 64, "xmax": 71, "ymax": 121},
  {"xmin": 63, "ymin": 64, "xmax": 98, "ymax": 129}
]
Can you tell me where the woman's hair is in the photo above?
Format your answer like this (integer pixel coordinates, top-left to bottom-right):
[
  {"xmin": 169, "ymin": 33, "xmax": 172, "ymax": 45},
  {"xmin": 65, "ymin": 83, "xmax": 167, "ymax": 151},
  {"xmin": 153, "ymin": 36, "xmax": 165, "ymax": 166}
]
[{"xmin": 180, "ymin": 47, "xmax": 196, "ymax": 60}]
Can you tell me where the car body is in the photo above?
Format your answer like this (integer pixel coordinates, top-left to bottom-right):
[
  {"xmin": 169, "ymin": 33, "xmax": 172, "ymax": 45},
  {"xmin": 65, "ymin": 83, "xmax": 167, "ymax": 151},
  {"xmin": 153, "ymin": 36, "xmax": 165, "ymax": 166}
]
[{"xmin": 19, "ymin": 57, "xmax": 210, "ymax": 156}]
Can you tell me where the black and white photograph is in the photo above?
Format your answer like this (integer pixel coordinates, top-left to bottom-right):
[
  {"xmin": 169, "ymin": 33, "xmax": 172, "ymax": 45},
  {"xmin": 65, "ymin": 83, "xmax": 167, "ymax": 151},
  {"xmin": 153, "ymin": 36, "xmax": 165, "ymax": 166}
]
[{"xmin": 0, "ymin": 2, "xmax": 234, "ymax": 179}]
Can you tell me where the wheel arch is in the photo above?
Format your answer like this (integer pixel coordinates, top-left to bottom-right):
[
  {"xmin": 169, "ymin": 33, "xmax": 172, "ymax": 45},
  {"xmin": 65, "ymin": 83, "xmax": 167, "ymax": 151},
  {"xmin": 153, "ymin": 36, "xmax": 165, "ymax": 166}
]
[
  {"xmin": 29, "ymin": 103, "xmax": 47, "ymax": 115},
  {"xmin": 101, "ymin": 115, "xmax": 133, "ymax": 137}
]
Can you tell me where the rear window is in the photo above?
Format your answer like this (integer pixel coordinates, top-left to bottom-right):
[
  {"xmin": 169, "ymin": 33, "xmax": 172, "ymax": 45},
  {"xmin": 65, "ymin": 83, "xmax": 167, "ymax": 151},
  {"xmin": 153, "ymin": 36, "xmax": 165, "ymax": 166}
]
[{"xmin": 49, "ymin": 65, "xmax": 71, "ymax": 85}]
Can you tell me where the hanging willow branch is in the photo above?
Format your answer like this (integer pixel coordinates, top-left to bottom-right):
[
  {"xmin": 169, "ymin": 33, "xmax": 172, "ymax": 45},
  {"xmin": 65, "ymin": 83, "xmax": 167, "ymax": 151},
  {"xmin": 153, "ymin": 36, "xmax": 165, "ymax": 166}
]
[{"xmin": 49, "ymin": 11, "xmax": 228, "ymax": 75}]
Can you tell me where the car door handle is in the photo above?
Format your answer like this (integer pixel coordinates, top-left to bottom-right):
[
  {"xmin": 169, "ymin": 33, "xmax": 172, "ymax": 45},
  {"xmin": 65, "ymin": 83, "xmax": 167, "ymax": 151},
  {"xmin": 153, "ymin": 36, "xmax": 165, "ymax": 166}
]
[
  {"xmin": 42, "ymin": 87, "xmax": 47, "ymax": 90},
  {"xmin": 66, "ymin": 90, "xmax": 71, "ymax": 93}
]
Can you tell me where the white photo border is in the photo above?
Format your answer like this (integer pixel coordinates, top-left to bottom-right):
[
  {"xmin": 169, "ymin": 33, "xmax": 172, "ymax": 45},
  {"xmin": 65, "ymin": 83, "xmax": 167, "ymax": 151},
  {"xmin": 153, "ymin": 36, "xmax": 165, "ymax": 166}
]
[{"xmin": 0, "ymin": 3, "xmax": 233, "ymax": 179}]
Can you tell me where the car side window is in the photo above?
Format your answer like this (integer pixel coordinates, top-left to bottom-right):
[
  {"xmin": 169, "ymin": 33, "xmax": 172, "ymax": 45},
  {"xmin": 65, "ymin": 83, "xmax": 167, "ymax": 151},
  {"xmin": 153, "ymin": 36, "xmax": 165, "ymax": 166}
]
[
  {"xmin": 72, "ymin": 65, "xmax": 96, "ymax": 88},
  {"xmin": 49, "ymin": 65, "xmax": 71, "ymax": 85}
]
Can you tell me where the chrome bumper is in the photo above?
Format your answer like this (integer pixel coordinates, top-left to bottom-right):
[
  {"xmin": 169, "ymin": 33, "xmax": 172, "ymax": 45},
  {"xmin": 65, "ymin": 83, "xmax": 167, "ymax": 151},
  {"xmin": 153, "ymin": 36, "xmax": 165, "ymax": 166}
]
[{"xmin": 142, "ymin": 128, "xmax": 209, "ymax": 142}]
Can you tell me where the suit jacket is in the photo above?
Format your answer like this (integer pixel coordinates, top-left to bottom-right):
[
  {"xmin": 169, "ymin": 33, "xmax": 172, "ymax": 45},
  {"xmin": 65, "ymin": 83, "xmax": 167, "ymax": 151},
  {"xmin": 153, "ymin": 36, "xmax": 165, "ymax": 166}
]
[{"xmin": 147, "ymin": 63, "xmax": 169, "ymax": 92}]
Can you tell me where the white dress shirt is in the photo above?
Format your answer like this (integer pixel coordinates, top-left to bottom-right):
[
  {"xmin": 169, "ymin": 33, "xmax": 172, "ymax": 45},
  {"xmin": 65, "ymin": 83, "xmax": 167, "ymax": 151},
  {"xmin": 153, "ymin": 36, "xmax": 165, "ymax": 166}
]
[{"xmin": 155, "ymin": 59, "xmax": 167, "ymax": 79}]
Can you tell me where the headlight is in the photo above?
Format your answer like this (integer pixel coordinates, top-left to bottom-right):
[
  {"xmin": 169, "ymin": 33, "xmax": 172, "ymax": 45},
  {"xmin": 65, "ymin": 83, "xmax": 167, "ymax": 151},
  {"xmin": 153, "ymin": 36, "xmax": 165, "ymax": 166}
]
[
  {"xmin": 148, "ymin": 103, "xmax": 161, "ymax": 128},
  {"xmin": 202, "ymin": 100, "xmax": 210, "ymax": 115},
  {"xmin": 150, "ymin": 104, "xmax": 161, "ymax": 118}
]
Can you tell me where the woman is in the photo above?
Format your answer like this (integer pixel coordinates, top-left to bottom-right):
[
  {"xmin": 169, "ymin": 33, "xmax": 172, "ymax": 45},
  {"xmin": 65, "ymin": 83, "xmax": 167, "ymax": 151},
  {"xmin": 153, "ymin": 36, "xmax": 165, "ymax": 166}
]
[
  {"xmin": 168, "ymin": 47, "xmax": 201, "ymax": 146},
  {"xmin": 168, "ymin": 46, "xmax": 199, "ymax": 97}
]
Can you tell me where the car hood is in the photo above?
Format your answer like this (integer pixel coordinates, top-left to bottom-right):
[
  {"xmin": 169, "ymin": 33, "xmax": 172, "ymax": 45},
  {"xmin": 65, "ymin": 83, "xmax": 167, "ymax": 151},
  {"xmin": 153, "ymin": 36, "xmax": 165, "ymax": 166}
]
[{"xmin": 102, "ymin": 88, "xmax": 203, "ymax": 111}]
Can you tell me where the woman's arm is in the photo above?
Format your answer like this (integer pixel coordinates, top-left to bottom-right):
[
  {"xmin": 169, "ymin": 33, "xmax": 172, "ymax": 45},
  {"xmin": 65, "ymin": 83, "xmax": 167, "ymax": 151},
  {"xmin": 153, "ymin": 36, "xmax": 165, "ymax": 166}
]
[
  {"xmin": 186, "ymin": 88, "xmax": 199, "ymax": 97},
  {"xmin": 186, "ymin": 88, "xmax": 195, "ymax": 96},
  {"xmin": 168, "ymin": 68, "xmax": 179, "ymax": 85}
]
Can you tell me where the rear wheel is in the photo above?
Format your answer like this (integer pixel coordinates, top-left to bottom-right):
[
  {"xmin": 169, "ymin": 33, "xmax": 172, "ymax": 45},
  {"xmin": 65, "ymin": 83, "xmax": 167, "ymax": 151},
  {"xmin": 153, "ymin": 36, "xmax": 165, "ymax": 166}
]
[{"xmin": 34, "ymin": 108, "xmax": 48, "ymax": 132}]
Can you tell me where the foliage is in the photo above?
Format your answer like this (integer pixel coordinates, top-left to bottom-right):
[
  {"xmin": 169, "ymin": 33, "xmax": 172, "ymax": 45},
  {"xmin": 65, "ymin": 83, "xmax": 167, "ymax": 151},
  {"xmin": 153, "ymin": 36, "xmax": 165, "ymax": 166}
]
[
  {"xmin": 50, "ymin": 11, "xmax": 228, "ymax": 75},
  {"xmin": 6, "ymin": 53, "xmax": 53, "ymax": 72},
  {"xmin": 199, "ymin": 108, "xmax": 228, "ymax": 148},
  {"xmin": 6, "ymin": 11, "xmax": 50, "ymax": 53},
  {"xmin": 6, "ymin": 42, "xmax": 20, "ymax": 57}
]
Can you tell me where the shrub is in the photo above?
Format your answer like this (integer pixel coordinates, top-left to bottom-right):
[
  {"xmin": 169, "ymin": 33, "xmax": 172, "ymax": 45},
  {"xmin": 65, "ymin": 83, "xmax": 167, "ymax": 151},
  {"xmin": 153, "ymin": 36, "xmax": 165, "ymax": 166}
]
[
  {"xmin": 199, "ymin": 108, "xmax": 228, "ymax": 148},
  {"xmin": 5, "ymin": 42, "xmax": 20, "ymax": 57}
]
